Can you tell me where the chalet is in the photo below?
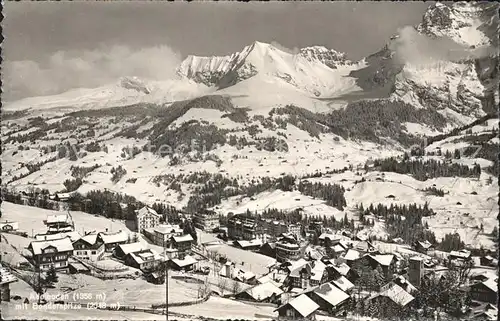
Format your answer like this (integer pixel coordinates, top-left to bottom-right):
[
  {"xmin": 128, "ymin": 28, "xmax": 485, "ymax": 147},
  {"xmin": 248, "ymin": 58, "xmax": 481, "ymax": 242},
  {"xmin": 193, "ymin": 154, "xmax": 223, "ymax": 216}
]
[
  {"xmin": 275, "ymin": 294, "xmax": 319, "ymax": 320},
  {"xmin": 114, "ymin": 242, "xmax": 146, "ymax": 259},
  {"xmin": 135, "ymin": 206, "xmax": 161, "ymax": 233},
  {"xmin": 353, "ymin": 240, "xmax": 376, "ymax": 254},
  {"xmin": 414, "ymin": 240, "xmax": 434, "ymax": 254},
  {"xmin": 235, "ymin": 281, "xmax": 283, "ymax": 303},
  {"xmin": 234, "ymin": 238, "xmax": 263, "ymax": 251},
  {"xmin": 287, "ymin": 260, "xmax": 328, "ymax": 290},
  {"xmin": 470, "ymin": 303, "xmax": 498, "ymax": 320},
  {"xmin": 72, "ymin": 233, "xmax": 104, "ymax": 261},
  {"xmin": 331, "ymin": 263, "xmax": 351, "ymax": 279},
  {"xmin": 170, "ymin": 234, "xmax": 194, "ymax": 253},
  {"xmin": 97, "ymin": 230, "xmax": 129, "ymax": 252},
  {"xmin": 55, "ymin": 193, "xmax": 72, "ymax": 202},
  {"xmin": 365, "ymin": 254, "xmax": 396, "ymax": 278},
  {"xmin": 342, "ymin": 249, "xmax": 361, "ymax": 266},
  {"xmin": 68, "ymin": 262, "xmax": 90, "ymax": 275},
  {"xmin": 365, "ymin": 283, "xmax": 415, "ymax": 318},
  {"xmin": 125, "ymin": 249, "xmax": 163, "ymax": 271},
  {"xmin": 44, "ymin": 213, "xmax": 73, "ymax": 232},
  {"xmin": 392, "ymin": 275, "xmax": 418, "ymax": 294},
  {"xmin": 0, "ymin": 221, "xmax": 19, "ymax": 232},
  {"xmin": 169, "ymin": 255, "xmax": 197, "ymax": 271},
  {"xmin": 0, "ymin": 263, "xmax": 18, "ymax": 302},
  {"xmin": 469, "ymin": 278, "xmax": 498, "ymax": 304},
  {"xmin": 303, "ymin": 282, "xmax": 350, "ymax": 315},
  {"xmin": 219, "ymin": 262, "xmax": 256, "ymax": 284},
  {"xmin": 28, "ymin": 238, "xmax": 74, "ymax": 272}
]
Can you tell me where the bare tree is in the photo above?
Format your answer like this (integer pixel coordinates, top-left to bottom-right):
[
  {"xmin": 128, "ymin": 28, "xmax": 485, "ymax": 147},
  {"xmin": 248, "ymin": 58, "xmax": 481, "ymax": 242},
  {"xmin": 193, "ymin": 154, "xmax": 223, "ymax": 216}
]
[
  {"xmin": 217, "ymin": 276, "xmax": 228, "ymax": 295},
  {"xmin": 231, "ymin": 279, "xmax": 241, "ymax": 294}
]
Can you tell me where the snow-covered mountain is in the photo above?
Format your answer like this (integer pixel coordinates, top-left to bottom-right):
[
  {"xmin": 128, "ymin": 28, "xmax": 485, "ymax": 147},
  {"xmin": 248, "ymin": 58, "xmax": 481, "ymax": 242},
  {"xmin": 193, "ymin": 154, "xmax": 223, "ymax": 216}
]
[{"xmin": 176, "ymin": 41, "xmax": 362, "ymax": 98}]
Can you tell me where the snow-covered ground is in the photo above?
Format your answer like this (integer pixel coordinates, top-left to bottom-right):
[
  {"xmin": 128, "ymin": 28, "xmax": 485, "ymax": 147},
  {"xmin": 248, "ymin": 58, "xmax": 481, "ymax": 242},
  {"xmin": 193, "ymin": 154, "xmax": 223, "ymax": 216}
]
[{"xmin": 204, "ymin": 244, "xmax": 275, "ymax": 276}]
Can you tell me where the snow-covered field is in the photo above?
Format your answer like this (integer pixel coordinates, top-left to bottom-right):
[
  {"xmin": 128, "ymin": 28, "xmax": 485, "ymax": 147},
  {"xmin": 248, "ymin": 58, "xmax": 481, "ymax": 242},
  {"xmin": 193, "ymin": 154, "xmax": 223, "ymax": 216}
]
[{"xmin": 204, "ymin": 244, "xmax": 275, "ymax": 276}]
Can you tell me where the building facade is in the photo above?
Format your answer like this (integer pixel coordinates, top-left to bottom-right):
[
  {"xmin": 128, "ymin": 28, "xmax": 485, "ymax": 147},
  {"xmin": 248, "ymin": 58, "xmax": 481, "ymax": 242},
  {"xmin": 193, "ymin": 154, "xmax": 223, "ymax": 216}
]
[
  {"xmin": 194, "ymin": 210, "xmax": 220, "ymax": 231},
  {"xmin": 276, "ymin": 236, "xmax": 301, "ymax": 262},
  {"xmin": 28, "ymin": 238, "xmax": 74, "ymax": 272},
  {"xmin": 72, "ymin": 234, "xmax": 105, "ymax": 261},
  {"xmin": 228, "ymin": 214, "xmax": 264, "ymax": 240},
  {"xmin": 135, "ymin": 206, "xmax": 161, "ymax": 233}
]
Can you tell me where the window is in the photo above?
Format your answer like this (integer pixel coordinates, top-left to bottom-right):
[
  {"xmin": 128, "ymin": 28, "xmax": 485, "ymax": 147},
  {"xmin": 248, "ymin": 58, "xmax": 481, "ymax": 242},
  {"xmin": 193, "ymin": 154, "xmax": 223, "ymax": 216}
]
[{"xmin": 91, "ymin": 251, "xmax": 96, "ymax": 255}]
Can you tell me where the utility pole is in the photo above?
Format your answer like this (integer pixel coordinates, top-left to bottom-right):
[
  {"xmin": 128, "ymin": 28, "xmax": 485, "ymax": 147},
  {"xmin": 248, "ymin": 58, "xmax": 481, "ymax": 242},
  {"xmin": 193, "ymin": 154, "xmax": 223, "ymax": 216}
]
[{"xmin": 164, "ymin": 242, "xmax": 169, "ymax": 321}]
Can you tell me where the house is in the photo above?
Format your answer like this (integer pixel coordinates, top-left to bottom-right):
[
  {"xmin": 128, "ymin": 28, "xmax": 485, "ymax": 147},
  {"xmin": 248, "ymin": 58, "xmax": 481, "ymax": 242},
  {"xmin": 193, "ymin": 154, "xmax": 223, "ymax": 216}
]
[
  {"xmin": 275, "ymin": 294, "xmax": 319, "ymax": 320},
  {"xmin": 479, "ymin": 255, "xmax": 498, "ymax": 267},
  {"xmin": 44, "ymin": 213, "xmax": 73, "ymax": 231},
  {"xmin": 114, "ymin": 242, "xmax": 146, "ymax": 259},
  {"xmin": 28, "ymin": 238, "xmax": 74, "ymax": 272},
  {"xmin": 288, "ymin": 260, "xmax": 328, "ymax": 290},
  {"xmin": 145, "ymin": 224, "xmax": 184, "ymax": 247},
  {"xmin": 342, "ymin": 249, "xmax": 361, "ymax": 266},
  {"xmin": 125, "ymin": 249, "xmax": 163, "ymax": 271},
  {"xmin": 97, "ymin": 230, "xmax": 129, "ymax": 252},
  {"xmin": 303, "ymin": 282, "xmax": 350, "ymax": 315},
  {"xmin": 469, "ymin": 278, "xmax": 498, "ymax": 304},
  {"xmin": 170, "ymin": 234, "xmax": 194, "ymax": 253},
  {"xmin": 365, "ymin": 254, "xmax": 396, "ymax": 278},
  {"xmin": 135, "ymin": 206, "xmax": 161, "ymax": 233},
  {"xmin": 0, "ymin": 263, "xmax": 18, "ymax": 302},
  {"xmin": 331, "ymin": 263, "xmax": 351, "ymax": 278},
  {"xmin": 470, "ymin": 303, "xmax": 498, "ymax": 320},
  {"xmin": 193, "ymin": 210, "xmax": 220, "ymax": 231},
  {"xmin": 0, "ymin": 220, "xmax": 19, "ymax": 232},
  {"xmin": 414, "ymin": 240, "xmax": 434, "ymax": 255},
  {"xmin": 365, "ymin": 283, "xmax": 415, "ymax": 318},
  {"xmin": 55, "ymin": 193, "xmax": 72, "ymax": 202},
  {"xmin": 449, "ymin": 249, "xmax": 472, "ymax": 262},
  {"xmin": 353, "ymin": 240, "xmax": 376, "ymax": 254},
  {"xmin": 219, "ymin": 262, "xmax": 256, "ymax": 284},
  {"xmin": 169, "ymin": 255, "xmax": 197, "ymax": 271},
  {"xmin": 235, "ymin": 281, "xmax": 283, "ymax": 303},
  {"xmin": 392, "ymin": 275, "xmax": 418, "ymax": 294},
  {"xmin": 72, "ymin": 233, "xmax": 105, "ymax": 261}
]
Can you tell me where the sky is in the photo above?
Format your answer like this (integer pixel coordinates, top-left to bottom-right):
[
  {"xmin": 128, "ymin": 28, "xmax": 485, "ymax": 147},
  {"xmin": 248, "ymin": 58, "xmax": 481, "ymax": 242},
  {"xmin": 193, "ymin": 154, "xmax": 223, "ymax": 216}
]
[{"xmin": 2, "ymin": 1, "xmax": 432, "ymax": 101}]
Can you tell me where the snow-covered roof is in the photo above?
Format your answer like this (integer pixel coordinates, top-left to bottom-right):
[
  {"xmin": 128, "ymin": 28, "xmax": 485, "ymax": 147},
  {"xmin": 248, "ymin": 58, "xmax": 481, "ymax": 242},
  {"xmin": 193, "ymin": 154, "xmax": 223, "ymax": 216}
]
[
  {"xmin": 482, "ymin": 278, "xmax": 498, "ymax": 293},
  {"xmin": 332, "ymin": 276, "xmax": 355, "ymax": 292},
  {"xmin": 46, "ymin": 214, "xmax": 70, "ymax": 224},
  {"xmin": 171, "ymin": 255, "xmax": 197, "ymax": 268},
  {"xmin": 333, "ymin": 263, "xmax": 350, "ymax": 276},
  {"xmin": 116, "ymin": 242, "xmax": 146, "ymax": 256},
  {"xmin": 172, "ymin": 234, "xmax": 194, "ymax": 243},
  {"xmin": 394, "ymin": 276, "xmax": 418, "ymax": 293},
  {"xmin": 233, "ymin": 268, "xmax": 256, "ymax": 281},
  {"xmin": 310, "ymin": 261, "xmax": 326, "ymax": 281},
  {"xmin": 319, "ymin": 233, "xmax": 341, "ymax": 241},
  {"xmin": 332, "ymin": 244, "xmax": 346, "ymax": 253},
  {"xmin": 277, "ymin": 294, "xmax": 319, "ymax": 317},
  {"xmin": 375, "ymin": 283, "xmax": 414, "ymax": 307},
  {"xmin": 369, "ymin": 254, "xmax": 395, "ymax": 266},
  {"xmin": 99, "ymin": 230, "xmax": 129, "ymax": 244},
  {"xmin": 0, "ymin": 263, "xmax": 18, "ymax": 285},
  {"xmin": 0, "ymin": 221, "xmax": 19, "ymax": 229},
  {"xmin": 244, "ymin": 281, "xmax": 283, "ymax": 301},
  {"xmin": 36, "ymin": 231, "xmax": 81, "ymax": 243},
  {"xmin": 29, "ymin": 237, "xmax": 74, "ymax": 255},
  {"xmin": 153, "ymin": 224, "xmax": 183, "ymax": 235},
  {"xmin": 80, "ymin": 233, "xmax": 99, "ymax": 245},
  {"xmin": 129, "ymin": 249, "xmax": 162, "ymax": 265},
  {"xmin": 235, "ymin": 238, "xmax": 263, "ymax": 248},
  {"xmin": 135, "ymin": 206, "xmax": 161, "ymax": 219},
  {"xmin": 313, "ymin": 282, "xmax": 349, "ymax": 307},
  {"xmin": 344, "ymin": 249, "xmax": 361, "ymax": 261},
  {"xmin": 450, "ymin": 249, "xmax": 471, "ymax": 259},
  {"xmin": 257, "ymin": 275, "xmax": 283, "ymax": 287},
  {"xmin": 416, "ymin": 240, "xmax": 433, "ymax": 249}
]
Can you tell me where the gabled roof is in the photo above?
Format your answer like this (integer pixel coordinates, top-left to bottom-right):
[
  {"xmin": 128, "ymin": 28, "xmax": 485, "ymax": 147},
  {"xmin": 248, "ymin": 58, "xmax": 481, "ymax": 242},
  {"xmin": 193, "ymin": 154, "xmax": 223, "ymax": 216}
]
[
  {"xmin": 416, "ymin": 240, "xmax": 433, "ymax": 249},
  {"xmin": 333, "ymin": 263, "xmax": 350, "ymax": 276},
  {"xmin": 344, "ymin": 249, "xmax": 361, "ymax": 261},
  {"xmin": 116, "ymin": 242, "xmax": 146, "ymax": 256},
  {"xmin": 372, "ymin": 283, "xmax": 414, "ymax": 307},
  {"xmin": 46, "ymin": 214, "xmax": 70, "ymax": 224},
  {"xmin": 135, "ymin": 206, "xmax": 161, "ymax": 219},
  {"xmin": 98, "ymin": 230, "xmax": 129, "ymax": 244},
  {"xmin": 481, "ymin": 278, "xmax": 498, "ymax": 293},
  {"xmin": 450, "ymin": 249, "xmax": 471, "ymax": 259},
  {"xmin": 153, "ymin": 224, "xmax": 183, "ymax": 235},
  {"xmin": 172, "ymin": 234, "xmax": 194, "ymax": 243},
  {"xmin": 310, "ymin": 261, "xmax": 327, "ymax": 281},
  {"xmin": 369, "ymin": 254, "xmax": 395, "ymax": 267},
  {"xmin": 36, "ymin": 231, "xmax": 81, "ymax": 243},
  {"xmin": 80, "ymin": 233, "xmax": 99, "ymax": 245},
  {"xmin": 233, "ymin": 268, "xmax": 256, "ymax": 281},
  {"xmin": 128, "ymin": 249, "xmax": 162, "ymax": 265},
  {"xmin": 235, "ymin": 239, "xmax": 263, "ymax": 248},
  {"xmin": 276, "ymin": 294, "xmax": 319, "ymax": 318},
  {"xmin": 312, "ymin": 282, "xmax": 350, "ymax": 307},
  {"xmin": 242, "ymin": 281, "xmax": 283, "ymax": 301},
  {"xmin": 332, "ymin": 276, "xmax": 354, "ymax": 292},
  {"xmin": 171, "ymin": 255, "xmax": 197, "ymax": 268},
  {"xmin": 29, "ymin": 237, "xmax": 74, "ymax": 255}
]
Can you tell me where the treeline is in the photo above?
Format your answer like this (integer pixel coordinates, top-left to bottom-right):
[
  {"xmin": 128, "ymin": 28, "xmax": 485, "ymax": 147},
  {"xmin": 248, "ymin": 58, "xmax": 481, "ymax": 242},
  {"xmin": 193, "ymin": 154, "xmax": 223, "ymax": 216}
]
[
  {"xmin": 358, "ymin": 202, "xmax": 437, "ymax": 245},
  {"xmin": 372, "ymin": 155, "xmax": 481, "ymax": 181},
  {"xmin": 297, "ymin": 181, "xmax": 347, "ymax": 210}
]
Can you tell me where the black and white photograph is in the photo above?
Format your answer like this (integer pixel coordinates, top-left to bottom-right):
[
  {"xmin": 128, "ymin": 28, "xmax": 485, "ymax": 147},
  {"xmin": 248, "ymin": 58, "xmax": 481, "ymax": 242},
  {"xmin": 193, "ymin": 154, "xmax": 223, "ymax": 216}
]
[{"xmin": 1, "ymin": 1, "xmax": 499, "ymax": 321}]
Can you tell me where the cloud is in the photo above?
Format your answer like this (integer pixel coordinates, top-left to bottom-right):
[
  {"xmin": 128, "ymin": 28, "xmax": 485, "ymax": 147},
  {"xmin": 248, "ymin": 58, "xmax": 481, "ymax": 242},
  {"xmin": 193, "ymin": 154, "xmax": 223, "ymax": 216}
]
[
  {"xmin": 389, "ymin": 26, "xmax": 494, "ymax": 66},
  {"xmin": 2, "ymin": 45, "xmax": 182, "ymax": 101}
]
